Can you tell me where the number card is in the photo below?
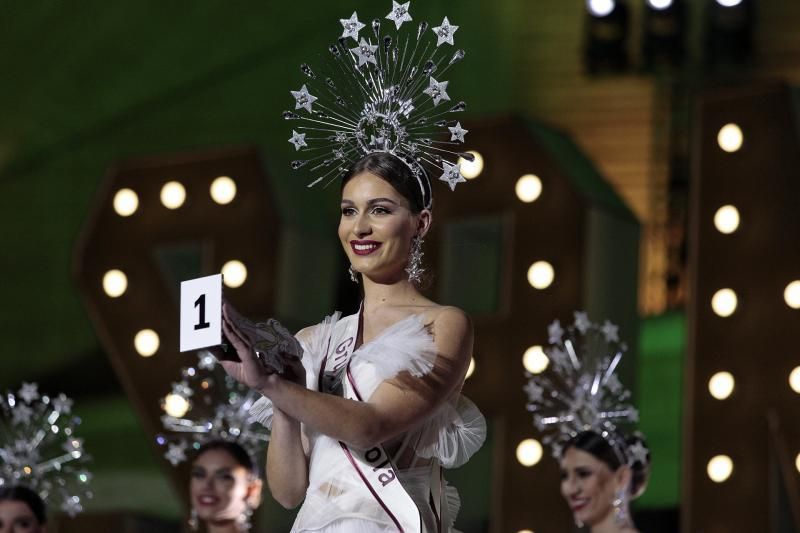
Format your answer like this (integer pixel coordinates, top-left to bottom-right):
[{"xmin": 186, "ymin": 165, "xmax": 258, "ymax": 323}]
[{"xmin": 180, "ymin": 274, "xmax": 222, "ymax": 352}]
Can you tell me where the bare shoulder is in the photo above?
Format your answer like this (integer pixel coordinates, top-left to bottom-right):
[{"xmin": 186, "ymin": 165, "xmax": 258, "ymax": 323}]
[
  {"xmin": 423, "ymin": 305, "xmax": 473, "ymax": 352},
  {"xmin": 427, "ymin": 305, "xmax": 472, "ymax": 333}
]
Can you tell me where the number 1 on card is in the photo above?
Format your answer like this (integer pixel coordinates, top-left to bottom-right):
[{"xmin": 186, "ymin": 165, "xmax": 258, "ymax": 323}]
[{"xmin": 180, "ymin": 274, "xmax": 222, "ymax": 352}]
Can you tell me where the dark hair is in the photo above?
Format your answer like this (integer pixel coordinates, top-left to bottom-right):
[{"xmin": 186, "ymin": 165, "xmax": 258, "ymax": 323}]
[
  {"xmin": 561, "ymin": 431, "xmax": 651, "ymax": 498},
  {"xmin": 194, "ymin": 440, "xmax": 259, "ymax": 478},
  {"xmin": 0, "ymin": 485, "xmax": 47, "ymax": 524},
  {"xmin": 341, "ymin": 152, "xmax": 430, "ymax": 213}
]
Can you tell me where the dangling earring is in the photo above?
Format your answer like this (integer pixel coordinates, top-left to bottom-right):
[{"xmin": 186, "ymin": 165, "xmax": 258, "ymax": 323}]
[
  {"xmin": 348, "ymin": 265, "xmax": 359, "ymax": 283},
  {"xmin": 405, "ymin": 236, "xmax": 425, "ymax": 284},
  {"xmin": 612, "ymin": 489, "xmax": 630, "ymax": 526},
  {"xmin": 188, "ymin": 508, "xmax": 199, "ymax": 531},
  {"xmin": 237, "ymin": 504, "xmax": 254, "ymax": 532}
]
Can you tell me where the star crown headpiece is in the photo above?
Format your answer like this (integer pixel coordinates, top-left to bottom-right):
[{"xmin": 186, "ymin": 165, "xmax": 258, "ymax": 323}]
[
  {"xmin": 0, "ymin": 383, "xmax": 93, "ymax": 516},
  {"xmin": 284, "ymin": 0, "xmax": 473, "ymax": 209},
  {"xmin": 157, "ymin": 352, "xmax": 270, "ymax": 467},
  {"xmin": 523, "ymin": 312, "xmax": 648, "ymax": 466}
]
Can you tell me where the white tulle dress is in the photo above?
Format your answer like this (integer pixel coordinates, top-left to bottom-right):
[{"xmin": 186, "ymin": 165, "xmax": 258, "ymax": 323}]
[{"xmin": 250, "ymin": 311, "xmax": 486, "ymax": 533}]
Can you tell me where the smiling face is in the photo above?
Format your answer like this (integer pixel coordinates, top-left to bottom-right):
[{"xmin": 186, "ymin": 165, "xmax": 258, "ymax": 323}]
[
  {"xmin": 190, "ymin": 448, "xmax": 256, "ymax": 525},
  {"xmin": 0, "ymin": 500, "xmax": 44, "ymax": 533},
  {"xmin": 339, "ymin": 172, "xmax": 430, "ymax": 283},
  {"xmin": 560, "ymin": 446, "xmax": 627, "ymax": 527}
]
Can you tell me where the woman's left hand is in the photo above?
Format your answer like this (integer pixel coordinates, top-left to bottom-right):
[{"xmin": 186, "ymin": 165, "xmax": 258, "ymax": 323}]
[{"xmin": 218, "ymin": 303, "xmax": 276, "ymax": 391}]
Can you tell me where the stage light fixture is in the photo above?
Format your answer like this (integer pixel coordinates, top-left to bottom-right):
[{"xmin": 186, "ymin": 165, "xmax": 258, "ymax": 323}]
[
  {"xmin": 113, "ymin": 188, "xmax": 139, "ymax": 217},
  {"xmin": 465, "ymin": 357, "xmax": 476, "ymax": 379},
  {"xmin": 711, "ymin": 288, "xmax": 737, "ymax": 317},
  {"xmin": 713, "ymin": 205, "xmax": 740, "ymax": 234},
  {"xmin": 163, "ymin": 393, "xmax": 190, "ymax": 418},
  {"xmin": 790, "ymin": 367, "xmax": 800, "ymax": 394},
  {"xmin": 523, "ymin": 346, "xmax": 549, "ymax": 374},
  {"xmin": 587, "ymin": 0, "xmax": 615, "ymax": 17},
  {"xmin": 516, "ymin": 439, "xmax": 544, "ymax": 467},
  {"xmin": 459, "ymin": 151, "xmax": 484, "ymax": 179},
  {"xmin": 102, "ymin": 269, "xmax": 128, "ymax": 298},
  {"xmin": 211, "ymin": 176, "xmax": 237, "ymax": 205},
  {"xmin": 708, "ymin": 371, "xmax": 734, "ymax": 400},
  {"xmin": 643, "ymin": 0, "xmax": 686, "ymax": 69},
  {"xmin": 783, "ymin": 281, "xmax": 800, "ymax": 309},
  {"xmin": 221, "ymin": 260, "xmax": 248, "ymax": 289},
  {"xmin": 717, "ymin": 124, "xmax": 743, "ymax": 153},
  {"xmin": 707, "ymin": 455, "xmax": 733, "ymax": 482},
  {"xmin": 160, "ymin": 181, "xmax": 186, "ymax": 209},
  {"xmin": 515, "ymin": 175, "xmax": 543, "ymax": 203},
  {"xmin": 527, "ymin": 261, "xmax": 555, "ymax": 290},
  {"xmin": 134, "ymin": 329, "xmax": 160, "ymax": 358},
  {"xmin": 584, "ymin": 0, "xmax": 630, "ymax": 73}
]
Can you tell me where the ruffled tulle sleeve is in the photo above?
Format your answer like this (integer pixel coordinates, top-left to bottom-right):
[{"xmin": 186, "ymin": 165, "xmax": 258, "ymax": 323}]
[
  {"xmin": 249, "ymin": 313, "xmax": 341, "ymax": 428},
  {"xmin": 413, "ymin": 395, "xmax": 487, "ymax": 469},
  {"xmin": 350, "ymin": 314, "xmax": 437, "ymax": 400}
]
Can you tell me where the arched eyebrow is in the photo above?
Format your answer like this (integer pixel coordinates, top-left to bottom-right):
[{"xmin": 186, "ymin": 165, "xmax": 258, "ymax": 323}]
[{"xmin": 340, "ymin": 198, "xmax": 402, "ymax": 207}]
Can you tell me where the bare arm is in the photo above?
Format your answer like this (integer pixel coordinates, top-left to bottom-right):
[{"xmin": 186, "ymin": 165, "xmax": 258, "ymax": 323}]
[
  {"xmin": 221, "ymin": 318, "xmax": 314, "ymax": 509},
  {"xmin": 266, "ymin": 407, "xmax": 308, "ymax": 508},
  {"xmin": 233, "ymin": 307, "xmax": 472, "ymax": 450}
]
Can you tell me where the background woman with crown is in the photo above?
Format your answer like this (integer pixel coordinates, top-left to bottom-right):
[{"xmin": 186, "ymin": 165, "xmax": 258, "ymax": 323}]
[
  {"xmin": 0, "ymin": 383, "xmax": 93, "ymax": 532},
  {"xmin": 524, "ymin": 313, "xmax": 651, "ymax": 532},
  {"xmin": 215, "ymin": 3, "xmax": 486, "ymax": 531}
]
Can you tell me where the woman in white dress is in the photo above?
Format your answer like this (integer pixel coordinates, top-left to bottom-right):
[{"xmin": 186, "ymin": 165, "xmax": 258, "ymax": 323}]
[{"xmin": 220, "ymin": 152, "xmax": 485, "ymax": 532}]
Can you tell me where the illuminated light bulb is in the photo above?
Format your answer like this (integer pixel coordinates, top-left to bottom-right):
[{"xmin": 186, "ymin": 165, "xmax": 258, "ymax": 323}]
[
  {"xmin": 134, "ymin": 329, "xmax": 160, "ymax": 357},
  {"xmin": 459, "ymin": 151, "xmax": 484, "ymax": 180},
  {"xmin": 711, "ymin": 289, "xmax": 737, "ymax": 317},
  {"xmin": 515, "ymin": 174, "xmax": 543, "ymax": 203},
  {"xmin": 707, "ymin": 455, "xmax": 733, "ymax": 483},
  {"xmin": 715, "ymin": 0, "xmax": 743, "ymax": 6},
  {"xmin": 523, "ymin": 346, "xmax": 549, "ymax": 374},
  {"xmin": 160, "ymin": 181, "xmax": 186, "ymax": 209},
  {"xmin": 784, "ymin": 281, "xmax": 800, "ymax": 309},
  {"xmin": 587, "ymin": 0, "xmax": 615, "ymax": 17},
  {"xmin": 717, "ymin": 123, "xmax": 743, "ymax": 153},
  {"xmin": 222, "ymin": 260, "xmax": 248, "ymax": 289},
  {"xmin": 465, "ymin": 357, "xmax": 476, "ymax": 379},
  {"xmin": 789, "ymin": 367, "xmax": 800, "ymax": 394},
  {"xmin": 647, "ymin": 0, "xmax": 673, "ymax": 8},
  {"xmin": 517, "ymin": 530, "xmax": 535, "ymax": 533},
  {"xmin": 113, "ymin": 188, "xmax": 139, "ymax": 217},
  {"xmin": 708, "ymin": 371, "xmax": 735, "ymax": 400},
  {"xmin": 516, "ymin": 439, "xmax": 544, "ymax": 467},
  {"xmin": 164, "ymin": 393, "xmax": 190, "ymax": 418},
  {"xmin": 527, "ymin": 261, "xmax": 555, "ymax": 290},
  {"xmin": 210, "ymin": 176, "xmax": 237, "ymax": 205},
  {"xmin": 713, "ymin": 205, "xmax": 740, "ymax": 234},
  {"xmin": 102, "ymin": 269, "xmax": 128, "ymax": 298},
  {"xmin": 795, "ymin": 453, "xmax": 800, "ymax": 474}
]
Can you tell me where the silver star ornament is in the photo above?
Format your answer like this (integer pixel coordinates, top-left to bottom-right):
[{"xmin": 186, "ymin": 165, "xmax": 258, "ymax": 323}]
[
  {"xmin": 19, "ymin": 383, "xmax": 40, "ymax": 404},
  {"xmin": 289, "ymin": 130, "xmax": 307, "ymax": 151},
  {"xmin": 340, "ymin": 11, "xmax": 365, "ymax": 41},
  {"xmin": 448, "ymin": 122, "xmax": 468, "ymax": 142},
  {"xmin": 351, "ymin": 38, "xmax": 378, "ymax": 67},
  {"xmin": 386, "ymin": 1, "xmax": 412, "ymax": 30},
  {"xmin": 423, "ymin": 77, "xmax": 450, "ymax": 106},
  {"xmin": 439, "ymin": 161, "xmax": 465, "ymax": 191},
  {"xmin": 432, "ymin": 16, "xmax": 458, "ymax": 46},
  {"xmin": 291, "ymin": 84, "xmax": 318, "ymax": 113}
]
